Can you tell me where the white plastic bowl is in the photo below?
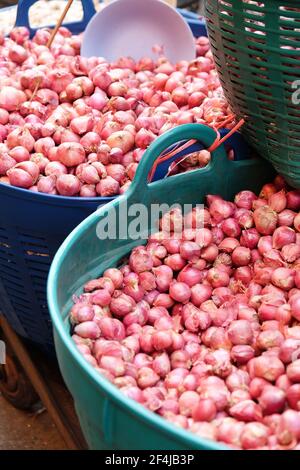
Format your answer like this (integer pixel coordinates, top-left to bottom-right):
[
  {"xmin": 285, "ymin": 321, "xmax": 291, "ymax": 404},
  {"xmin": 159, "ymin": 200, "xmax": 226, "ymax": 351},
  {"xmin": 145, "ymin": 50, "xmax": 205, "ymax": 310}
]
[{"xmin": 81, "ymin": 0, "xmax": 196, "ymax": 62}]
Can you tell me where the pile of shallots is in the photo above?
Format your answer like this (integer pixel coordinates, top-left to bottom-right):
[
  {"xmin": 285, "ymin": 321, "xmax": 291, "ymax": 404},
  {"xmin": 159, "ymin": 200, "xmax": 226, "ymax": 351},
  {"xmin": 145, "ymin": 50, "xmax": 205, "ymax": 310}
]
[
  {"xmin": 0, "ymin": 26, "xmax": 233, "ymax": 197},
  {"xmin": 70, "ymin": 177, "xmax": 300, "ymax": 450}
]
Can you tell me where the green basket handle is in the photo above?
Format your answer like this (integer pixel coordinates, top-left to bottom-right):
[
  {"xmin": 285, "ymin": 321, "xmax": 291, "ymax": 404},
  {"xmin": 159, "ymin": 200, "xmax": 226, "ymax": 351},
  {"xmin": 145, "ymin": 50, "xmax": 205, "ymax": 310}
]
[{"xmin": 129, "ymin": 123, "xmax": 227, "ymax": 195}]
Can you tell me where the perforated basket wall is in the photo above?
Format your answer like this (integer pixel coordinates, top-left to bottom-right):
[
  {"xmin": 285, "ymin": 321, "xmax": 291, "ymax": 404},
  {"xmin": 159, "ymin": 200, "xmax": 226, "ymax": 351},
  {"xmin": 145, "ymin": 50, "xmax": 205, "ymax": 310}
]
[
  {"xmin": 0, "ymin": 225, "xmax": 52, "ymax": 348},
  {"xmin": 0, "ymin": 184, "xmax": 110, "ymax": 354},
  {"xmin": 205, "ymin": 0, "xmax": 300, "ymax": 188}
]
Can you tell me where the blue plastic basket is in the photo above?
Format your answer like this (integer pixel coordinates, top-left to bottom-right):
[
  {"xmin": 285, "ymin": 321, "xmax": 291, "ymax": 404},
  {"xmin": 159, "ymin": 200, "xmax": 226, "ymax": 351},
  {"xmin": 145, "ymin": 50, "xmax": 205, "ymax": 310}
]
[
  {"xmin": 0, "ymin": 0, "xmax": 251, "ymax": 353},
  {"xmin": 14, "ymin": 0, "xmax": 207, "ymax": 38},
  {"xmin": 15, "ymin": 0, "xmax": 96, "ymax": 37},
  {"xmin": 178, "ymin": 8, "xmax": 207, "ymax": 37}
]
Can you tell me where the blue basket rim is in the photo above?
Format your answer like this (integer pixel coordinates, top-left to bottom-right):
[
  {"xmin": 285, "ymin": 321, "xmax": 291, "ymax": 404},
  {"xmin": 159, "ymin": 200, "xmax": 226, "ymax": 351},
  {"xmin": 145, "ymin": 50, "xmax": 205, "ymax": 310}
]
[{"xmin": 0, "ymin": 126, "xmax": 239, "ymax": 206}]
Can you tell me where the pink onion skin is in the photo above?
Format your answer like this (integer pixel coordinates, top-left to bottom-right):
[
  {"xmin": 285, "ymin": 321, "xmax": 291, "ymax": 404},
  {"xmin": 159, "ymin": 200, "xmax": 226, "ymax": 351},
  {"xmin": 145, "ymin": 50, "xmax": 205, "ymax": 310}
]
[
  {"xmin": 9, "ymin": 146, "xmax": 30, "ymax": 163},
  {"xmin": 104, "ymin": 268, "xmax": 124, "ymax": 289},
  {"xmin": 282, "ymin": 244, "xmax": 300, "ymax": 263},
  {"xmin": 240, "ymin": 229, "xmax": 259, "ymax": 249},
  {"xmin": 192, "ymin": 398, "xmax": 217, "ymax": 422},
  {"xmin": 269, "ymin": 190, "xmax": 287, "ymax": 213},
  {"xmin": 45, "ymin": 161, "xmax": 68, "ymax": 178},
  {"xmin": 201, "ymin": 244, "xmax": 219, "ymax": 263},
  {"xmin": 286, "ymin": 384, "xmax": 300, "ymax": 411},
  {"xmin": 56, "ymin": 142, "xmax": 86, "ymax": 167},
  {"xmin": 179, "ymin": 240, "xmax": 201, "ymax": 261},
  {"xmin": 130, "ymin": 247, "xmax": 153, "ymax": 274},
  {"xmin": 216, "ymin": 418, "xmax": 244, "ymax": 447},
  {"xmin": 227, "ymin": 320, "xmax": 253, "ymax": 346},
  {"xmin": 249, "ymin": 356, "xmax": 285, "ymax": 382},
  {"xmin": 276, "ymin": 374, "xmax": 292, "ymax": 393},
  {"xmin": 286, "ymin": 190, "xmax": 300, "ymax": 211},
  {"xmin": 235, "ymin": 209, "xmax": 254, "ymax": 229},
  {"xmin": 191, "ymin": 284, "xmax": 212, "ymax": 307},
  {"xmin": 278, "ymin": 209, "xmax": 296, "ymax": 227},
  {"xmin": 287, "ymin": 360, "xmax": 300, "ymax": 383},
  {"xmin": 96, "ymin": 177, "xmax": 120, "ymax": 197},
  {"xmin": 258, "ymin": 236, "xmax": 273, "ymax": 255},
  {"xmin": 199, "ymin": 384, "xmax": 230, "ymax": 411},
  {"xmin": 257, "ymin": 329, "xmax": 284, "ymax": 350},
  {"xmin": 218, "ymin": 237, "xmax": 239, "ymax": 253},
  {"xmin": 229, "ymin": 400, "xmax": 263, "ymax": 422},
  {"xmin": 232, "ymin": 247, "xmax": 251, "ymax": 267},
  {"xmin": 208, "ymin": 198, "xmax": 234, "ymax": 223},
  {"xmin": 152, "ymin": 352, "xmax": 171, "ymax": 378},
  {"xmin": 37, "ymin": 175, "xmax": 56, "ymax": 194},
  {"xmin": 0, "ymin": 108, "xmax": 9, "ymax": 126},
  {"xmin": 106, "ymin": 130, "xmax": 135, "ymax": 154},
  {"xmin": 30, "ymin": 154, "xmax": 49, "ymax": 173},
  {"xmin": 271, "ymin": 268, "xmax": 295, "ymax": 291},
  {"xmin": 99, "ymin": 356, "xmax": 125, "ymax": 377},
  {"xmin": 0, "ymin": 86, "xmax": 27, "ymax": 112},
  {"xmin": 295, "ymin": 272, "xmax": 300, "ymax": 290},
  {"xmin": 169, "ymin": 282, "xmax": 191, "ymax": 303},
  {"xmin": 176, "ymin": 266, "xmax": 201, "ymax": 287},
  {"xmin": 110, "ymin": 292, "xmax": 136, "ymax": 318},
  {"xmin": 7, "ymin": 161, "xmax": 39, "ymax": 189},
  {"xmin": 70, "ymin": 303, "xmax": 94, "ymax": 324},
  {"xmin": 56, "ymin": 174, "xmax": 81, "ymax": 197},
  {"xmin": 98, "ymin": 317, "xmax": 126, "ymax": 341},
  {"xmin": 260, "ymin": 183, "xmax": 277, "ymax": 200},
  {"xmin": 253, "ymin": 206, "xmax": 278, "ymax": 235},
  {"xmin": 221, "ymin": 218, "xmax": 241, "ymax": 238},
  {"xmin": 152, "ymin": 330, "xmax": 173, "ymax": 352},
  {"xmin": 235, "ymin": 190, "xmax": 257, "ymax": 210},
  {"xmin": 137, "ymin": 367, "xmax": 160, "ymax": 389},
  {"xmin": 178, "ymin": 391, "xmax": 200, "ymax": 417},
  {"xmin": 258, "ymin": 386, "xmax": 286, "ymax": 415},
  {"xmin": 273, "ymin": 227, "xmax": 296, "ymax": 250},
  {"xmin": 234, "ymin": 266, "xmax": 252, "ymax": 286},
  {"xmin": 7, "ymin": 128, "xmax": 35, "ymax": 152},
  {"xmin": 207, "ymin": 267, "xmax": 230, "ymax": 288},
  {"xmin": 92, "ymin": 289, "xmax": 112, "ymax": 307},
  {"xmin": 279, "ymin": 410, "xmax": 300, "ymax": 440},
  {"xmin": 231, "ymin": 345, "xmax": 255, "ymax": 365},
  {"xmin": 290, "ymin": 294, "xmax": 300, "ymax": 322},
  {"xmin": 0, "ymin": 154, "xmax": 16, "ymax": 175},
  {"xmin": 294, "ymin": 213, "xmax": 300, "ymax": 232},
  {"xmin": 240, "ymin": 422, "xmax": 269, "ymax": 449},
  {"xmin": 74, "ymin": 321, "xmax": 100, "ymax": 340}
]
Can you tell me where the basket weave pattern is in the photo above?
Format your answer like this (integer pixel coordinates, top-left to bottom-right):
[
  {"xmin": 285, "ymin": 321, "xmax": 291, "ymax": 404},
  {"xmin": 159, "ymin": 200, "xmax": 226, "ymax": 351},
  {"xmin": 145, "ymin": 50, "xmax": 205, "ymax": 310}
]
[{"xmin": 205, "ymin": 0, "xmax": 300, "ymax": 188}]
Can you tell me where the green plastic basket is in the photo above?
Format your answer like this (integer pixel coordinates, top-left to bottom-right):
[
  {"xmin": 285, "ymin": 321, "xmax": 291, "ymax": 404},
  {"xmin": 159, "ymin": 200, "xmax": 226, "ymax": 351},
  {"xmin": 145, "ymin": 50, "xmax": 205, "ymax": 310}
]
[
  {"xmin": 205, "ymin": 0, "xmax": 300, "ymax": 189},
  {"xmin": 48, "ymin": 124, "xmax": 274, "ymax": 450}
]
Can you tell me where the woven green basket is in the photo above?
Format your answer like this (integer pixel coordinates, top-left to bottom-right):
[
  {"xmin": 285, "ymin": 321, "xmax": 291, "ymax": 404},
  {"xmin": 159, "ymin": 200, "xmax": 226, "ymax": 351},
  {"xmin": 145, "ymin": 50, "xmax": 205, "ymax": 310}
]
[{"xmin": 205, "ymin": 0, "xmax": 300, "ymax": 188}]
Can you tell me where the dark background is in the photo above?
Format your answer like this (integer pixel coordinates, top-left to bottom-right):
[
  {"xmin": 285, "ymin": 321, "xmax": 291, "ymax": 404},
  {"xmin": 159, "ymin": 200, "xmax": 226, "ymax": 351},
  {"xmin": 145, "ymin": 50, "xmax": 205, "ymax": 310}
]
[{"xmin": 0, "ymin": 0, "xmax": 17, "ymax": 6}]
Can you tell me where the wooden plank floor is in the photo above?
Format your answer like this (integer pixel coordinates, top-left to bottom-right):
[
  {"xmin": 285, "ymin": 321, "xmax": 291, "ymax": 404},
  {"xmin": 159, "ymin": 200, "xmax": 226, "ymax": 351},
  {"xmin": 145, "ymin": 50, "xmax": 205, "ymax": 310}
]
[
  {"xmin": 0, "ymin": 394, "xmax": 68, "ymax": 450},
  {"xmin": 0, "ymin": 316, "xmax": 87, "ymax": 450}
]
